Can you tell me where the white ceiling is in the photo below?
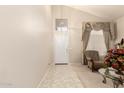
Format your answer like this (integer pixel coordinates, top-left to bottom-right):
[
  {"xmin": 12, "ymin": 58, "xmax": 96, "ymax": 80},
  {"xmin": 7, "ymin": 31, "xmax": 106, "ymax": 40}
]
[{"xmin": 68, "ymin": 5, "xmax": 124, "ymax": 20}]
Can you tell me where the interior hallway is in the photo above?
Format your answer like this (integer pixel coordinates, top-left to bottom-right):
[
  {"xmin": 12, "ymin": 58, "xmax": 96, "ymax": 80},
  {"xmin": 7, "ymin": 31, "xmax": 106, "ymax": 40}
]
[
  {"xmin": 1, "ymin": 5, "xmax": 124, "ymax": 88},
  {"xmin": 38, "ymin": 63, "xmax": 123, "ymax": 88}
]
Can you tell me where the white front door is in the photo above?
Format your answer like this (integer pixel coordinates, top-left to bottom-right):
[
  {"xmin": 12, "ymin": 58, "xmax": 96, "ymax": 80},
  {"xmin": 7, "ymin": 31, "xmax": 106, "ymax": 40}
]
[{"xmin": 54, "ymin": 19, "xmax": 69, "ymax": 64}]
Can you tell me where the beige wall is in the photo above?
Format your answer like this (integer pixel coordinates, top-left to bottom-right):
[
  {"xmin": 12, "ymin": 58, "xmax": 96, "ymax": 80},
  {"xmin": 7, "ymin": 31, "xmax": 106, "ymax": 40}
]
[
  {"xmin": 52, "ymin": 6, "xmax": 110, "ymax": 63},
  {"xmin": 115, "ymin": 16, "xmax": 124, "ymax": 43},
  {"xmin": 0, "ymin": 6, "xmax": 53, "ymax": 87}
]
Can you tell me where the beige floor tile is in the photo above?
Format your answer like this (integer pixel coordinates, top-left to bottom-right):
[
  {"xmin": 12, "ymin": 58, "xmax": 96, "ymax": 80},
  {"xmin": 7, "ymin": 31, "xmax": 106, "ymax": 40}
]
[
  {"xmin": 38, "ymin": 64, "xmax": 84, "ymax": 88},
  {"xmin": 38, "ymin": 63, "xmax": 124, "ymax": 88}
]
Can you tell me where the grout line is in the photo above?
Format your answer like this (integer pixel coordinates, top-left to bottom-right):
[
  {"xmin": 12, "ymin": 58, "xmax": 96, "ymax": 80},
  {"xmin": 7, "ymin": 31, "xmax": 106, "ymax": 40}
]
[
  {"xmin": 36, "ymin": 63, "xmax": 54, "ymax": 88},
  {"xmin": 70, "ymin": 64, "xmax": 87, "ymax": 88}
]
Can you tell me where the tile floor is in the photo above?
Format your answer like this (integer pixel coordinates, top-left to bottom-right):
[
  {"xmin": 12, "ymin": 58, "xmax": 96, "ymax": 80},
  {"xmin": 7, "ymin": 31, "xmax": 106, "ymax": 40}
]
[
  {"xmin": 38, "ymin": 64, "xmax": 83, "ymax": 88},
  {"xmin": 38, "ymin": 63, "xmax": 124, "ymax": 88},
  {"xmin": 71, "ymin": 63, "xmax": 112, "ymax": 88}
]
